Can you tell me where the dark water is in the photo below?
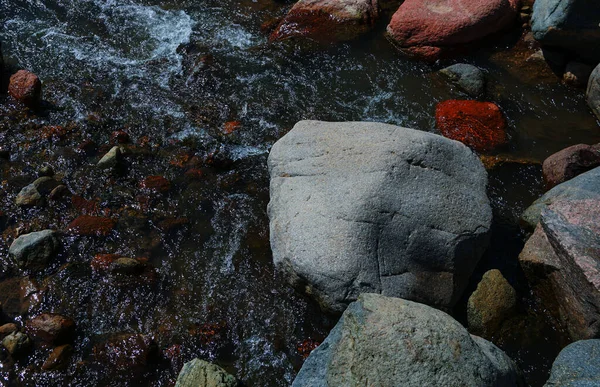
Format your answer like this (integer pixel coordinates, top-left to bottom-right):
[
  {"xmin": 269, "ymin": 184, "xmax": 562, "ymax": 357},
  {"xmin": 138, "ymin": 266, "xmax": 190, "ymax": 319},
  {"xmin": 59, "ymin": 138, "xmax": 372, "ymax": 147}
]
[{"xmin": 0, "ymin": 0, "xmax": 599, "ymax": 385}]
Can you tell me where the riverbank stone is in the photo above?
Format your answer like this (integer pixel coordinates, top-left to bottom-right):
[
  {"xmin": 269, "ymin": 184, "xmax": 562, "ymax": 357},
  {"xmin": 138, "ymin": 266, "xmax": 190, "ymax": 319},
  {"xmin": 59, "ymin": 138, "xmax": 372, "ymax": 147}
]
[
  {"xmin": 293, "ymin": 293, "xmax": 523, "ymax": 386},
  {"xmin": 439, "ymin": 64, "xmax": 486, "ymax": 97},
  {"xmin": 542, "ymin": 143, "xmax": 600, "ymax": 190},
  {"xmin": 25, "ymin": 313, "xmax": 75, "ymax": 346},
  {"xmin": 520, "ymin": 198, "xmax": 600, "ymax": 340},
  {"xmin": 8, "ymin": 70, "xmax": 41, "ymax": 107},
  {"xmin": 2, "ymin": 331, "xmax": 32, "ymax": 356},
  {"xmin": 544, "ymin": 340, "xmax": 600, "ymax": 386},
  {"xmin": 531, "ymin": 0, "xmax": 600, "ymax": 62},
  {"xmin": 8, "ymin": 230, "xmax": 60, "ymax": 270},
  {"xmin": 386, "ymin": 0, "xmax": 519, "ymax": 61},
  {"xmin": 270, "ymin": 0, "xmax": 380, "ymax": 43},
  {"xmin": 268, "ymin": 120, "xmax": 492, "ymax": 313},
  {"xmin": 521, "ymin": 166, "xmax": 600, "ymax": 230},
  {"xmin": 588, "ymin": 64, "xmax": 600, "ymax": 121},
  {"xmin": 175, "ymin": 358, "xmax": 238, "ymax": 387}
]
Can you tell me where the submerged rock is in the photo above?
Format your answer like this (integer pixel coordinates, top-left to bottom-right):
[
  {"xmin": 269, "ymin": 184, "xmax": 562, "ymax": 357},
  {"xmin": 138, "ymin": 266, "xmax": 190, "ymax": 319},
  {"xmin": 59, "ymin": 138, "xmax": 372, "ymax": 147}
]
[
  {"xmin": 545, "ymin": 340, "xmax": 600, "ymax": 386},
  {"xmin": 435, "ymin": 100, "xmax": 508, "ymax": 153},
  {"xmin": 97, "ymin": 146, "xmax": 122, "ymax": 169},
  {"xmin": 521, "ymin": 166, "xmax": 600, "ymax": 230},
  {"xmin": 270, "ymin": 0, "xmax": 380, "ymax": 43},
  {"xmin": 67, "ymin": 215, "xmax": 116, "ymax": 236},
  {"xmin": 15, "ymin": 177, "xmax": 61, "ymax": 207},
  {"xmin": 25, "ymin": 313, "xmax": 75, "ymax": 346},
  {"xmin": 293, "ymin": 293, "xmax": 523, "ymax": 386},
  {"xmin": 439, "ymin": 64, "xmax": 486, "ymax": 97},
  {"xmin": 175, "ymin": 358, "xmax": 238, "ymax": 387},
  {"xmin": 0, "ymin": 323, "xmax": 18, "ymax": 340},
  {"xmin": 8, "ymin": 230, "xmax": 60, "ymax": 270},
  {"xmin": 467, "ymin": 269, "xmax": 517, "ymax": 339},
  {"xmin": 386, "ymin": 0, "xmax": 519, "ymax": 61},
  {"xmin": 520, "ymin": 198, "xmax": 600, "ymax": 340},
  {"xmin": 1, "ymin": 331, "xmax": 32, "ymax": 356},
  {"xmin": 531, "ymin": 0, "xmax": 600, "ymax": 62},
  {"xmin": 542, "ymin": 143, "xmax": 600, "ymax": 190},
  {"xmin": 588, "ymin": 64, "xmax": 600, "ymax": 121},
  {"xmin": 268, "ymin": 121, "xmax": 491, "ymax": 313},
  {"xmin": 42, "ymin": 344, "xmax": 73, "ymax": 371},
  {"xmin": 8, "ymin": 70, "xmax": 42, "ymax": 107},
  {"xmin": 92, "ymin": 334, "xmax": 157, "ymax": 374}
]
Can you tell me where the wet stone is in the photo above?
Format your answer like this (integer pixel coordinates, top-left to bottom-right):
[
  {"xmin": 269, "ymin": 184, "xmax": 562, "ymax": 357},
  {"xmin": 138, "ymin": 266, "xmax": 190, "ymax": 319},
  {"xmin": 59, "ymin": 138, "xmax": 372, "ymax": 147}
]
[
  {"xmin": 0, "ymin": 324, "xmax": 18, "ymax": 340},
  {"xmin": 15, "ymin": 184, "xmax": 43, "ymax": 207},
  {"xmin": 97, "ymin": 146, "xmax": 122, "ymax": 169},
  {"xmin": 67, "ymin": 215, "xmax": 116, "ymax": 236},
  {"xmin": 140, "ymin": 175, "xmax": 171, "ymax": 194},
  {"xmin": 8, "ymin": 230, "xmax": 60, "ymax": 270},
  {"xmin": 42, "ymin": 344, "xmax": 73, "ymax": 371},
  {"xmin": 92, "ymin": 334, "xmax": 157, "ymax": 374},
  {"xmin": 8, "ymin": 70, "xmax": 42, "ymax": 107},
  {"xmin": 1, "ymin": 332, "xmax": 32, "ymax": 356},
  {"xmin": 25, "ymin": 313, "xmax": 76, "ymax": 346},
  {"xmin": 110, "ymin": 257, "xmax": 146, "ymax": 275},
  {"xmin": 175, "ymin": 358, "xmax": 238, "ymax": 387}
]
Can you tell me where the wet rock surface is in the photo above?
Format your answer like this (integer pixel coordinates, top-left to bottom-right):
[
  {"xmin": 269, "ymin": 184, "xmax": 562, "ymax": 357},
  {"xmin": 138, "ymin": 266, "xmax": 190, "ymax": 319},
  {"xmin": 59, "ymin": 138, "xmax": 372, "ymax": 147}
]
[
  {"xmin": 268, "ymin": 120, "xmax": 492, "ymax": 313},
  {"xmin": 175, "ymin": 358, "xmax": 238, "ymax": 387},
  {"xmin": 270, "ymin": 0, "xmax": 380, "ymax": 42},
  {"xmin": 439, "ymin": 64, "xmax": 486, "ymax": 97},
  {"xmin": 588, "ymin": 64, "xmax": 600, "ymax": 121},
  {"xmin": 25, "ymin": 313, "xmax": 75, "ymax": 346},
  {"xmin": 542, "ymin": 143, "xmax": 600, "ymax": 190},
  {"xmin": 294, "ymin": 293, "xmax": 524, "ymax": 386},
  {"xmin": 545, "ymin": 340, "xmax": 600, "ymax": 386},
  {"xmin": 8, "ymin": 230, "xmax": 60, "ymax": 270},
  {"xmin": 8, "ymin": 70, "xmax": 42, "ymax": 107},
  {"xmin": 435, "ymin": 100, "xmax": 508, "ymax": 153}
]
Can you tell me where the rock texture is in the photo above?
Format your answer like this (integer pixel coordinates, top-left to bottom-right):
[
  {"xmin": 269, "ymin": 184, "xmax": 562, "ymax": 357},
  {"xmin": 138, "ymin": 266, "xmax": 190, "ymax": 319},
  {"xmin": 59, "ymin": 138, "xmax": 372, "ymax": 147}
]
[
  {"xmin": 1, "ymin": 331, "xmax": 32, "ymax": 356},
  {"xmin": 270, "ymin": 0, "xmax": 379, "ymax": 42},
  {"xmin": 293, "ymin": 293, "xmax": 523, "ymax": 386},
  {"xmin": 25, "ymin": 313, "xmax": 75, "ymax": 346},
  {"xmin": 8, "ymin": 230, "xmax": 60, "ymax": 270},
  {"xmin": 531, "ymin": 0, "xmax": 600, "ymax": 62},
  {"xmin": 588, "ymin": 64, "xmax": 600, "ymax": 121},
  {"xmin": 467, "ymin": 269, "xmax": 517, "ymax": 338},
  {"xmin": 542, "ymin": 143, "xmax": 600, "ymax": 190},
  {"xmin": 545, "ymin": 340, "xmax": 600, "ymax": 386},
  {"xmin": 175, "ymin": 358, "xmax": 238, "ymax": 387},
  {"xmin": 435, "ymin": 100, "xmax": 508, "ymax": 153},
  {"xmin": 521, "ymin": 166, "xmax": 600, "ymax": 230},
  {"xmin": 268, "ymin": 121, "xmax": 492, "ymax": 313},
  {"xmin": 8, "ymin": 70, "xmax": 42, "ymax": 107},
  {"xmin": 520, "ymin": 198, "xmax": 600, "ymax": 340},
  {"xmin": 386, "ymin": 0, "xmax": 519, "ymax": 61},
  {"xmin": 439, "ymin": 64, "xmax": 486, "ymax": 97}
]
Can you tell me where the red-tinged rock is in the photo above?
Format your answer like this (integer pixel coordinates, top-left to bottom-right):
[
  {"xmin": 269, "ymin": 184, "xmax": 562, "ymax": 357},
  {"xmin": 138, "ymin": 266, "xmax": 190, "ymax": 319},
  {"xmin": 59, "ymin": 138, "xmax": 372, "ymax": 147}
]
[
  {"xmin": 435, "ymin": 100, "xmax": 508, "ymax": 152},
  {"xmin": 140, "ymin": 175, "xmax": 171, "ymax": 194},
  {"xmin": 163, "ymin": 344, "xmax": 183, "ymax": 374},
  {"xmin": 8, "ymin": 70, "xmax": 42, "ymax": 107},
  {"xmin": 25, "ymin": 313, "xmax": 75, "ymax": 346},
  {"xmin": 67, "ymin": 215, "xmax": 116, "ymax": 236},
  {"xmin": 42, "ymin": 344, "xmax": 73, "ymax": 370},
  {"xmin": 93, "ymin": 334, "xmax": 157, "ymax": 374},
  {"xmin": 71, "ymin": 195, "xmax": 99, "ymax": 215},
  {"xmin": 91, "ymin": 254, "xmax": 121, "ymax": 272},
  {"xmin": 542, "ymin": 144, "xmax": 600, "ymax": 190},
  {"xmin": 270, "ymin": 0, "xmax": 380, "ymax": 43},
  {"xmin": 111, "ymin": 130, "xmax": 130, "ymax": 144},
  {"xmin": 297, "ymin": 339, "xmax": 320, "ymax": 359},
  {"xmin": 387, "ymin": 0, "xmax": 519, "ymax": 61},
  {"xmin": 222, "ymin": 121, "xmax": 241, "ymax": 135}
]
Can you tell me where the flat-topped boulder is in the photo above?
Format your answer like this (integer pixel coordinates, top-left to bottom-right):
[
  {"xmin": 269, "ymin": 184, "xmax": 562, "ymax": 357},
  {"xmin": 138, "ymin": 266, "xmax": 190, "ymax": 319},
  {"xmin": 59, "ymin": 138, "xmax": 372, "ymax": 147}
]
[
  {"xmin": 293, "ymin": 294, "xmax": 523, "ymax": 386},
  {"xmin": 268, "ymin": 121, "xmax": 492, "ymax": 313}
]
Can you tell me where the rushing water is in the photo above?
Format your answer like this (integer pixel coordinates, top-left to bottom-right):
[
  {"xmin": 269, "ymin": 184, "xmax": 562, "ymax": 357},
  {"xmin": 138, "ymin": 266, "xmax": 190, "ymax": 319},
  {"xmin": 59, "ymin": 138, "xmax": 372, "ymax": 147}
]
[{"xmin": 1, "ymin": 0, "xmax": 600, "ymax": 386}]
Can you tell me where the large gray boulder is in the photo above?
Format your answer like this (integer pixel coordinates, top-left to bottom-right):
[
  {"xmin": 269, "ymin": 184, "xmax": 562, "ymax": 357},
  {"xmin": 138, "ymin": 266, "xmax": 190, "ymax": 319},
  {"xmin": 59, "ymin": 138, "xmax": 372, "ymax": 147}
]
[
  {"xmin": 588, "ymin": 64, "xmax": 600, "ymax": 121},
  {"xmin": 531, "ymin": 0, "xmax": 600, "ymax": 62},
  {"xmin": 175, "ymin": 358, "xmax": 237, "ymax": 387},
  {"xmin": 521, "ymin": 166, "xmax": 600, "ymax": 230},
  {"xmin": 545, "ymin": 340, "xmax": 600, "ymax": 386},
  {"xmin": 293, "ymin": 293, "xmax": 523, "ymax": 387},
  {"xmin": 8, "ymin": 230, "xmax": 60, "ymax": 270},
  {"xmin": 268, "ymin": 121, "xmax": 492, "ymax": 313}
]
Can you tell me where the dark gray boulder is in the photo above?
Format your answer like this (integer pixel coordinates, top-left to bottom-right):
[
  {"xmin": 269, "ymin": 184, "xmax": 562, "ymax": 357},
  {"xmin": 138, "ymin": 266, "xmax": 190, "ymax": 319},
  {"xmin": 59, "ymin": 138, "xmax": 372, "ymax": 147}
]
[
  {"xmin": 8, "ymin": 230, "xmax": 60, "ymax": 270},
  {"xmin": 531, "ymin": 0, "xmax": 600, "ymax": 62},
  {"xmin": 439, "ymin": 63, "xmax": 486, "ymax": 97},
  {"xmin": 588, "ymin": 64, "xmax": 600, "ymax": 121},
  {"xmin": 293, "ymin": 293, "xmax": 523, "ymax": 387},
  {"xmin": 268, "ymin": 121, "xmax": 492, "ymax": 313},
  {"xmin": 545, "ymin": 340, "xmax": 600, "ymax": 386}
]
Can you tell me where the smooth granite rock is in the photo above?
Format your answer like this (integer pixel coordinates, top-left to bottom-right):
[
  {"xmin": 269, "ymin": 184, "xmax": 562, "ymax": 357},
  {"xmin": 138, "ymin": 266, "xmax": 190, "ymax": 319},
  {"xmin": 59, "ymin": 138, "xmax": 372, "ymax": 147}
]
[
  {"xmin": 532, "ymin": 0, "xmax": 600, "ymax": 62},
  {"xmin": 293, "ymin": 293, "xmax": 523, "ymax": 387},
  {"xmin": 268, "ymin": 121, "xmax": 492, "ymax": 313},
  {"xmin": 588, "ymin": 64, "xmax": 600, "ymax": 121},
  {"xmin": 175, "ymin": 358, "xmax": 237, "ymax": 387},
  {"xmin": 545, "ymin": 340, "xmax": 600, "ymax": 386}
]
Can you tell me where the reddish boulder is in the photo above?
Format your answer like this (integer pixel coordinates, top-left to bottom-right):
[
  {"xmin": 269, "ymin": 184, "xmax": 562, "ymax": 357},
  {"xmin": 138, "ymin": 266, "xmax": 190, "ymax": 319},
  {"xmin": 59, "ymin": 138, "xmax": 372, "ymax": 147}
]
[
  {"xmin": 543, "ymin": 144, "xmax": 600, "ymax": 190},
  {"xmin": 387, "ymin": 0, "xmax": 519, "ymax": 61},
  {"xmin": 270, "ymin": 0, "xmax": 380, "ymax": 42},
  {"xmin": 25, "ymin": 313, "xmax": 75, "ymax": 346},
  {"xmin": 435, "ymin": 100, "xmax": 508, "ymax": 152},
  {"xmin": 8, "ymin": 70, "xmax": 42, "ymax": 107},
  {"xmin": 140, "ymin": 175, "xmax": 171, "ymax": 194},
  {"xmin": 67, "ymin": 215, "xmax": 116, "ymax": 236}
]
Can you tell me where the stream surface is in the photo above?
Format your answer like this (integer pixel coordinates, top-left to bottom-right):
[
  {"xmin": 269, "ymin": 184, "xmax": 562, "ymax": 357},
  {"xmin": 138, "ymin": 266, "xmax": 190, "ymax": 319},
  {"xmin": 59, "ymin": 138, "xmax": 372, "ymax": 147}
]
[{"xmin": 1, "ymin": 0, "xmax": 600, "ymax": 386}]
